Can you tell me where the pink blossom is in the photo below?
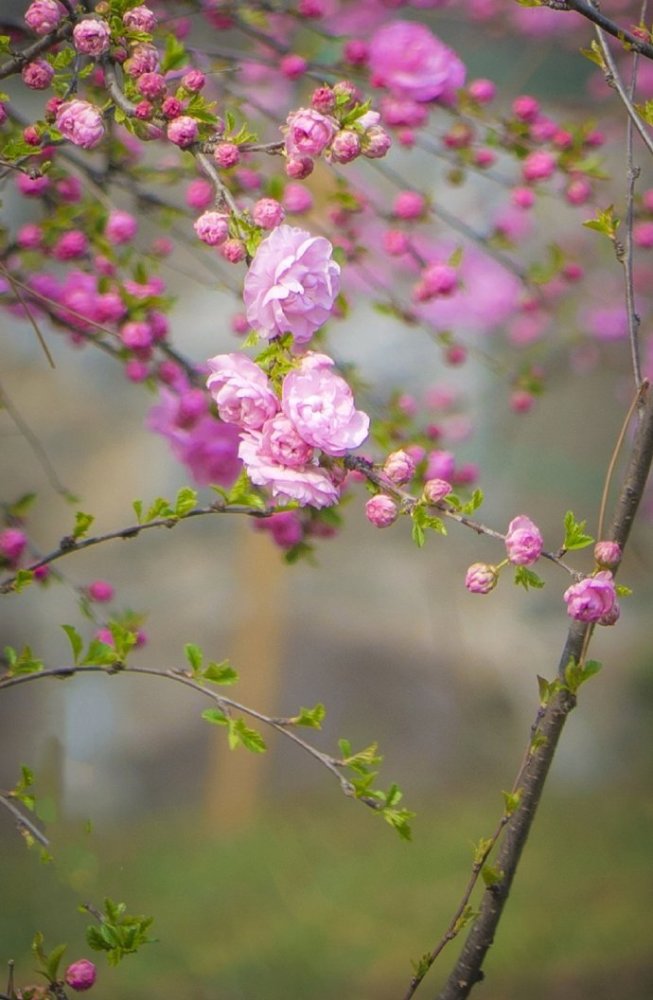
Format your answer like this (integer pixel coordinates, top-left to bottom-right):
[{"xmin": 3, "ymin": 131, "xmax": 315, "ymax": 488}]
[
  {"xmin": 522, "ymin": 150, "xmax": 556, "ymax": 183},
  {"xmin": 148, "ymin": 390, "xmax": 241, "ymax": 487},
  {"xmin": 194, "ymin": 211, "xmax": 229, "ymax": 246},
  {"xmin": 123, "ymin": 5, "xmax": 157, "ymax": 32},
  {"xmin": 243, "ymin": 225, "xmax": 340, "ymax": 343},
  {"xmin": 425, "ymin": 449, "xmax": 455, "ymax": 481},
  {"xmin": 281, "ymin": 354, "xmax": 369, "ymax": 456},
  {"xmin": 220, "ymin": 239, "xmax": 246, "ymax": 263},
  {"xmin": 365, "ymin": 494, "xmax": 398, "ymax": 528},
  {"xmin": 73, "ymin": 18, "xmax": 111, "ymax": 57},
  {"xmin": 329, "ymin": 130, "xmax": 361, "ymax": 164},
  {"xmin": 185, "ymin": 178, "xmax": 213, "ymax": 210},
  {"xmin": 368, "ymin": 20, "xmax": 466, "ymax": 103},
  {"xmin": 284, "ymin": 107, "xmax": 338, "ymax": 158},
  {"xmin": 255, "ymin": 511, "xmax": 304, "ymax": 549},
  {"xmin": 239, "ymin": 430, "xmax": 339, "ymax": 508},
  {"xmin": 53, "ymin": 231, "xmax": 88, "ymax": 260},
  {"xmin": 87, "ymin": 580, "xmax": 114, "ymax": 602},
  {"xmin": 468, "ymin": 78, "xmax": 495, "ymax": 103},
  {"xmin": 383, "ymin": 449, "xmax": 415, "ymax": 485},
  {"xmin": 563, "ymin": 571, "xmax": 619, "ymax": 624},
  {"xmin": 137, "ymin": 72, "xmax": 167, "ymax": 99},
  {"xmin": 393, "ymin": 191, "xmax": 425, "ymax": 220},
  {"xmin": 465, "ymin": 563, "xmax": 498, "ymax": 594},
  {"xmin": 505, "ymin": 514, "xmax": 543, "ymax": 566},
  {"xmin": 124, "ymin": 43, "xmax": 159, "ymax": 77},
  {"xmin": 0, "ymin": 528, "xmax": 27, "ymax": 565},
  {"xmin": 55, "ymin": 100, "xmax": 105, "ymax": 148},
  {"xmin": 206, "ymin": 353, "xmax": 279, "ymax": 430},
  {"xmin": 17, "ymin": 223, "xmax": 43, "ymax": 249},
  {"xmin": 423, "ymin": 479, "xmax": 452, "ymax": 504},
  {"xmin": 25, "ymin": 0, "xmax": 64, "ymax": 35},
  {"xmin": 167, "ymin": 115, "xmax": 198, "ymax": 148},
  {"xmin": 283, "ymin": 183, "xmax": 313, "ymax": 214},
  {"xmin": 182, "ymin": 69, "xmax": 206, "ymax": 92},
  {"xmin": 362, "ymin": 125, "xmax": 392, "ymax": 159},
  {"xmin": 261, "ymin": 413, "xmax": 315, "ymax": 467},
  {"xmin": 214, "ymin": 142, "xmax": 241, "ymax": 168},
  {"xmin": 65, "ymin": 959, "xmax": 96, "ymax": 992},
  {"xmin": 22, "ymin": 59, "xmax": 54, "ymax": 89},
  {"xmin": 594, "ymin": 540, "xmax": 622, "ymax": 569},
  {"xmin": 280, "ymin": 54, "xmax": 308, "ymax": 79},
  {"xmin": 106, "ymin": 209, "xmax": 138, "ymax": 244},
  {"xmin": 16, "ymin": 172, "xmax": 49, "ymax": 197},
  {"xmin": 252, "ymin": 198, "xmax": 285, "ymax": 230}
]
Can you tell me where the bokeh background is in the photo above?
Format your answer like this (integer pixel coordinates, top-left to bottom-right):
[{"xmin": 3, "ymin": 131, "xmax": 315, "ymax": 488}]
[{"xmin": 2, "ymin": 5, "xmax": 653, "ymax": 998}]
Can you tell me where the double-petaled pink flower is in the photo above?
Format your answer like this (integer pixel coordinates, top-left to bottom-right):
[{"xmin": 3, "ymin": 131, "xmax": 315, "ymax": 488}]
[
  {"xmin": 243, "ymin": 225, "xmax": 340, "ymax": 343},
  {"xmin": 563, "ymin": 571, "xmax": 619, "ymax": 625},
  {"xmin": 281, "ymin": 353, "xmax": 369, "ymax": 457},
  {"xmin": 505, "ymin": 514, "xmax": 543, "ymax": 566},
  {"xmin": 206, "ymin": 353, "xmax": 279, "ymax": 430},
  {"xmin": 368, "ymin": 20, "xmax": 466, "ymax": 104}
]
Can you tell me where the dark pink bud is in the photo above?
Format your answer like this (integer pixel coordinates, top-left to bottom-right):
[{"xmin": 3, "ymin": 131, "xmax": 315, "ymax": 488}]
[{"xmin": 65, "ymin": 959, "xmax": 97, "ymax": 992}]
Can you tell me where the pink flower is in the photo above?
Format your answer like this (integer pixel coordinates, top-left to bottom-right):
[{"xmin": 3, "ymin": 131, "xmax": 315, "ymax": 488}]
[
  {"xmin": 0, "ymin": 528, "xmax": 27, "ymax": 565},
  {"xmin": 147, "ymin": 388, "xmax": 241, "ymax": 486},
  {"xmin": 194, "ymin": 211, "xmax": 229, "ymax": 246},
  {"xmin": 383, "ymin": 449, "xmax": 415, "ymax": 485},
  {"xmin": 55, "ymin": 100, "xmax": 104, "ymax": 148},
  {"xmin": 65, "ymin": 959, "xmax": 96, "ymax": 992},
  {"xmin": 53, "ymin": 230, "xmax": 88, "ymax": 260},
  {"xmin": 206, "ymin": 353, "xmax": 279, "ymax": 430},
  {"xmin": 261, "ymin": 413, "xmax": 315, "ymax": 467},
  {"xmin": 594, "ymin": 540, "xmax": 622, "ymax": 569},
  {"xmin": 283, "ymin": 183, "xmax": 313, "ymax": 214},
  {"xmin": 284, "ymin": 107, "xmax": 338, "ymax": 158},
  {"xmin": 243, "ymin": 225, "xmax": 340, "ymax": 343},
  {"xmin": 124, "ymin": 43, "xmax": 159, "ymax": 77},
  {"xmin": 252, "ymin": 197, "xmax": 285, "ymax": 230},
  {"xmin": 368, "ymin": 20, "xmax": 466, "ymax": 103},
  {"xmin": 185, "ymin": 178, "xmax": 213, "ymax": 210},
  {"xmin": 256, "ymin": 511, "xmax": 304, "ymax": 548},
  {"xmin": 282, "ymin": 354, "xmax": 369, "ymax": 457},
  {"xmin": 73, "ymin": 18, "xmax": 111, "ymax": 57},
  {"xmin": 423, "ymin": 478, "xmax": 452, "ymax": 504},
  {"xmin": 214, "ymin": 142, "xmax": 241, "ymax": 168},
  {"xmin": 505, "ymin": 514, "xmax": 543, "ymax": 566},
  {"xmin": 87, "ymin": 580, "xmax": 114, "ymax": 602},
  {"xmin": 22, "ymin": 59, "xmax": 54, "ymax": 89},
  {"xmin": 563, "ymin": 571, "xmax": 619, "ymax": 625},
  {"xmin": 465, "ymin": 563, "xmax": 498, "ymax": 594},
  {"xmin": 167, "ymin": 115, "xmax": 198, "ymax": 148},
  {"xmin": 239, "ymin": 430, "xmax": 339, "ymax": 508},
  {"xmin": 106, "ymin": 209, "xmax": 138, "ymax": 244},
  {"xmin": 365, "ymin": 494, "xmax": 398, "ymax": 528},
  {"xmin": 123, "ymin": 5, "xmax": 157, "ymax": 32},
  {"xmin": 522, "ymin": 150, "xmax": 556, "ymax": 183},
  {"xmin": 25, "ymin": 0, "xmax": 64, "ymax": 35}
]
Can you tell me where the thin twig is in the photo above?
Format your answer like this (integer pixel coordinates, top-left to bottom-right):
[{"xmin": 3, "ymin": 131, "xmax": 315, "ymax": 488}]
[
  {"xmin": 0, "ymin": 379, "xmax": 75, "ymax": 501},
  {"xmin": 0, "ymin": 792, "xmax": 50, "ymax": 849}
]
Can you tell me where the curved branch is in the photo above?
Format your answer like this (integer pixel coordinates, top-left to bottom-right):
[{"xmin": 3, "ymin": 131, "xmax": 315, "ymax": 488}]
[
  {"xmin": 0, "ymin": 792, "xmax": 50, "ymax": 848},
  {"xmin": 558, "ymin": 0, "xmax": 653, "ymax": 61}
]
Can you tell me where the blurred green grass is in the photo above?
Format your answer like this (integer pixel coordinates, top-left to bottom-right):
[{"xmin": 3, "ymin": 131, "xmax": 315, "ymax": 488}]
[{"xmin": 2, "ymin": 788, "xmax": 653, "ymax": 999}]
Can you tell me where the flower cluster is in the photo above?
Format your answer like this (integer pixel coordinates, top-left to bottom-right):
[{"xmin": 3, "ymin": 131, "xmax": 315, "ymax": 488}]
[{"xmin": 207, "ymin": 352, "xmax": 369, "ymax": 508}]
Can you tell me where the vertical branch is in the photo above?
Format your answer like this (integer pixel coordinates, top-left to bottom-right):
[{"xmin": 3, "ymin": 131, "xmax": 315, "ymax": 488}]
[{"xmin": 435, "ymin": 386, "xmax": 653, "ymax": 1000}]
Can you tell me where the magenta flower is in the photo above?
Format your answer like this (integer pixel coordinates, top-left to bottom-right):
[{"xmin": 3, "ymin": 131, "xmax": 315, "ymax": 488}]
[
  {"xmin": 65, "ymin": 959, "xmax": 97, "ymax": 992},
  {"xmin": 105, "ymin": 209, "xmax": 138, "ymax": 244},
  {"xmin": 123, "ymin": 5, "xmax": 157, "ymax": 32},
  {"xmin": 505, "ymin": 514, "xmax": 543, "ymax": 566},
  {"xmin": 22, "ymin": 59, "xmax": 54, "ymax": 90},
  {"xmin": 563, "ymin": 571, "xmax": 620, "ymax": 625},
  {"xmin": 206, "ymin": 352, "xmax": 279, "ymax": 430},
  {"xmin": 239, "ymin": 430, "xmax": 339, "ymax": 508},
  {"xmin": 368, "ymin": 20, "xmax": 466, "ymax": 103},
  {"xmin": 243, "ymin": 225, "xmax": 340, "ymax": 343},
  {"xmin": 284, "ymin": 107, "xmax": 338, "ymax": 158},
  {"xmin": 147, "ymin": 388, "xmax": 241, "ymax": 486},
  {"xmin": 55, "ymin": 100, "xmax": 105, "ymax": 148},
  {"xmin": 25, "ymin": 0, "xmax": 64, "ymax": 35},
  {"xmin": 0, "ymin": 528, "xmax": 28, "ymax": 566},
  {"xmin": 282, "ymin": 354, "xmax": 369, "ymax": 457},
  {"xmin": 167, "ymin": 115, "xmax": 199, "ymax": 148}
]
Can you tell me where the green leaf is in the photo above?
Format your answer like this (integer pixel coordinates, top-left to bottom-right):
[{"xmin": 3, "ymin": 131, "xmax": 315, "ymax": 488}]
[
  {"xmin": 563, "ymin": 511, "xmax": 594, "ymax": 550},
  {"xmin": 14, "ymin": 569, "xmax": 34, "ymax": 593},
  {"xmin": 227, "ymin": 718, "xmax": 267, "ymax": 753},
  {"xmin": 5, "ymin": 646, "xmax": 43, "ymax": 676},
  {"xmin": 81, "ymin": 639, "xmax": 118, "ymax": 667},
  {"xmin": 616, "ymin": 584, "xmax": 632, "ymax": 597},
  {"xmin": 201, "ymin": 707, "xmax": 228, "ymax": 726},
  {"xmin": 294, "ymin": 703, "xmax": 326, "ymax": 728},
  {"xmin": 481, "ymin": 864, "xmax": 503, "ymax": 887},
  {"xmin": 582, "ymin": 204, "xmax": 619, "ymax": 240},
  {"xmin": 44, "ymin": 942, "xmax": 67, "ymax": 982},
  {"xmin": 502, "ymin": 789, "xmax": 522, "ymax": 815},
  {"xmin": 184, "ymin": 642, "xmax": 203, "ymax": 675},
  {"xmin": 461, "ymin": 489, "xmax": 484, "ymax": 514},
  {"xmin": 144, "ymin": 497, "xmax": 175, "ymax": 522},
  {"xmin": 132, "ymin": 499, "xmax": 143, "ymax": 523},
  {"xmin": 514, "ymin": 566, "xmax": 545, "ymax": 591},
  {"xmin": 174, "ymin": 487, "xmax": 198, "ymax": 518},
  {"xmin": 564, "ymin": 656, "xmax": 602, "ymax": 693},
  {"xmin": 202, "ymin": 660, "xmax": 238, "ymax": 685},
  {"xmin": 160, "ymin": 32, "xmax": 187, "ymax": 72},
  {"xmin": 73, "ymin": 512, "xmax": 94, "ymax": 540},
  {"xmin": 383, "ymin": 807, "xmax": 414, "ymax": 840},
  {"xmin": 7, "ymin": 493, "xmax": 37, "ymax": 519},
  {"xmin": 62, "ymin": 624, "xmax": 83, "ymax": 665}
]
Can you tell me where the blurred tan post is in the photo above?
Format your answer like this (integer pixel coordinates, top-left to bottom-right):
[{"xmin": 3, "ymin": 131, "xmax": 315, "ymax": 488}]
[{"xmin": 203, "ymin": 522, "xmax": 287, "ymax": 831}]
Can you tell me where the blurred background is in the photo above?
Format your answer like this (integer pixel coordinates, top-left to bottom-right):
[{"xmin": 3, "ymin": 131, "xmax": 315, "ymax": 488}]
[{"xmin": 2, "ymin": 4, "xmax": 653, "ymax": 998}]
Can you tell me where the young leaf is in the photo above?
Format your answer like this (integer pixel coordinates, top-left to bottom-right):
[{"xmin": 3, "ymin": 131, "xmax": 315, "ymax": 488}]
[
  {"xmin": 203, "ymin": 660, "xmax": 238, "ymax": 685},
  {"xmin": 62, "ymin": 624, "xmax": 83, "ymax": 665},
  {"xmin": 174, "ymin": 487, "xmax": 198, "ymax": 518},
  {"xmin": 132, "ymin": 499, "xmax": 143, "ymax": 523},
  {"xmin": 184, "ymin": 642, "xmax": 203, "ymax": 675},
  {"xmin": 514, "ymin": 566, "xmax": 545, "ymax": 591},
  {"xmin": 201, "ymin": 707, "xmax": 228, "ymax": 726},
  {"xmin": 14, "ymin": 569, "xmax": 34, "ymax": 592},
  {"xmin": 227, "ymin": 717, "xmax": 267, "ymax": 753},
  {"xmin": 73, "ymin": 511, "xmax": 94, "ymax": 540},
  {"xmin": 563, "ymin": 511, "xmax": 594, "ymax": 550},
  {"xmin": 293, "ymin": 703, "xmax": 326, "ymax": 728}
]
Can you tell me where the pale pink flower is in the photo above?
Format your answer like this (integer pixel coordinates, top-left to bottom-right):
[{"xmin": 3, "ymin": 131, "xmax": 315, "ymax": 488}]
[
  {"xmin": 563, "ymin": 571, "xmax": 619, "ymax": 625},
  {"xmin": 261, "ymin": 414, "xmax": 315, "ymax": 467},
  {"xmin": 505, "ymin": 514, "xmax": 543, "ymax": 566},
  {"xmin": 465, "ymin": 563, "xmax": 498, "ymax": 594},
  {"xmin": 73, "ymin": 18, "xmax": 111, "ymax": 57},
  {"xmin": 25, "ymin": 0, "xmax": 64, "ymax": 35},
  {"xmin": 55, "ymin": 100, "xmax": 104, "ymax": 148},
  {"xmin": 365, "ymin": 495, "xmax": 398, "ymax": 528},
  {"xmin": 206, "ymin": 353, "xmax": 279, "ymax": 430},
  {"xmin": 282, "ymin": 354, "xmax": 369, "ymax": 457},
  {"xmin": 239, "ymin": 430, "xmax": 339, "ymax": 508},
  {"xmin": 368, "ymin": 20, "xmax": 466, "ymax": 103},
  {"xmin": 284, "ymin": 107, "xmax": 338, "ymax": 158},
  {"xmin": 123, "ymin": 5, "xmax": 157, "ymax": 32},
  {"xmin": 383, "ymin": 449, "xmax": 415, "ymax": 485},
  {"xmin": 243, "ymin": 225, "xmax": 340, "ymax": 343}
]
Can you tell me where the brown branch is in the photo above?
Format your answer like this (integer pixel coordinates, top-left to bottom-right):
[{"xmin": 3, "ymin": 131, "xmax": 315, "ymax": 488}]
[
  {"xmin": 553, "ymin": 0, "xmax": 653, "ymax": 61},
  {"xmin": 431, "ymin": 383, "xmax": 653, "ymax": 1000},
  {"xmin": 0, "ymin": 20, "xmax": 73, "ymax": 80}
]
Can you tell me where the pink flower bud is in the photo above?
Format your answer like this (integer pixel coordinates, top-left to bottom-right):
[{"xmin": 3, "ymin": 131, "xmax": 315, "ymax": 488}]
[
  {"xmin": 365, "ymin": 494, "xmax": 399, "ymax": 528},
  {"xmin": 512, "ymin": 95, "xmax": 539, "ymax": 122},
  {"xmin": 25, "ymin": 0, "xmax": 64, "ymax": 35},
  {"xmin": 594, "ymin": 540, "xmax": 622, "ymax": 568},
  {"xmin": 311, "ymin": 86, "xmax": 336, "ymax": 114},
  {"xmin": 185, "ymin": 178, "xmax": 213, "ymax": 210},
  {"xmin": 182, "ymin": 69, "xmax": 205, "ymax": 92},
  {"xmin": 194, "ymin": 210, "xmax": 229, "ymax": 246},
  {"xmin": 136, "ymin": 71, "xmax": 167, "ymax": 99},
  {"xmin": 511, "ymin": 187, "xmax": 535, "ymax": 210},
  {"xmin": 563, "ymin": 571, "xmax": 619, "ymax": 624},
  {"xmin": 105, "ymin": 209, "xmax": 138, "ymax": 245},
  {"xmin": 505, "ymin": 514, "xmax": 543, "ymax": 566},
  {"xmin": 343, "ymin": 40, "xmax": 368, "ymax": 66},
  {"xmin": 0, "ymin": 528, "xmax": 28, "ymax": 565},
  {"xmin": 522, "ymin": 151, "xmax": 556, "ymax": 183},
  {"xmin": 123, "ymin": 5, "xmax": 157, "ymax": 32},
  {"xmin": 634, "ymin": 221, "xmax": 653, "ymax": 248},
  {"xmin": 55, "ymin": 100, "xmax": 104, "ymax": 148},
  {"xmin": 283, "ymin": 183, "xmax": 313, "ymax": 214},
  {"xmin": 423, "ymin": 479, "xmax": 452, "ymax": 504},
  {"xmin": 468, "ymin": 78, "xmax": 495, "ymax": 104},
  {"xmin": 280, "ymin": 54, "xmax": 308, "ymax": 79},
  {"xmin": 329, "ymin": 130, "xmax": 361, "ymax": 164},
  {"xmin": 167, "ymin": 115, "xmax": 198, "ymax": 148},
  {"xmin": 22, "ymin": 59, "xmax": 55, "ymax": 90},
  {"xmin": 65, "ymin": 959, "xmax": 97, "ymax": 992},
  {"xmin": 252, "ymin": 198, "xmax": 285, "ymax": 230},
  {"xmin": 465, "ymin": 563, "xmax": 498, "ymax": 594},
  {"xmin": 214, "ymin": 142, "xmax": 241, "ymax": 168},
  {"xmin": 393, "ymin": 190, "xmax": 425, "ymax": 220},
  {"xmin": 285, "ymin": 156, "xmax": 314, "ymax": 179},
  {"xmin": 87, "ymin": 580, "xmax": 114, "ymax": 602},
  {"xmin": 383, "ymin": 449, "xmax": 415, "ymax": 486},
  {"xmin": 73, "ymin": 18, "xmax": 111, "ymax": 57},
  {"xmin": 220, "ymin": 238, "xmax": 246, "ymax": 263}
]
